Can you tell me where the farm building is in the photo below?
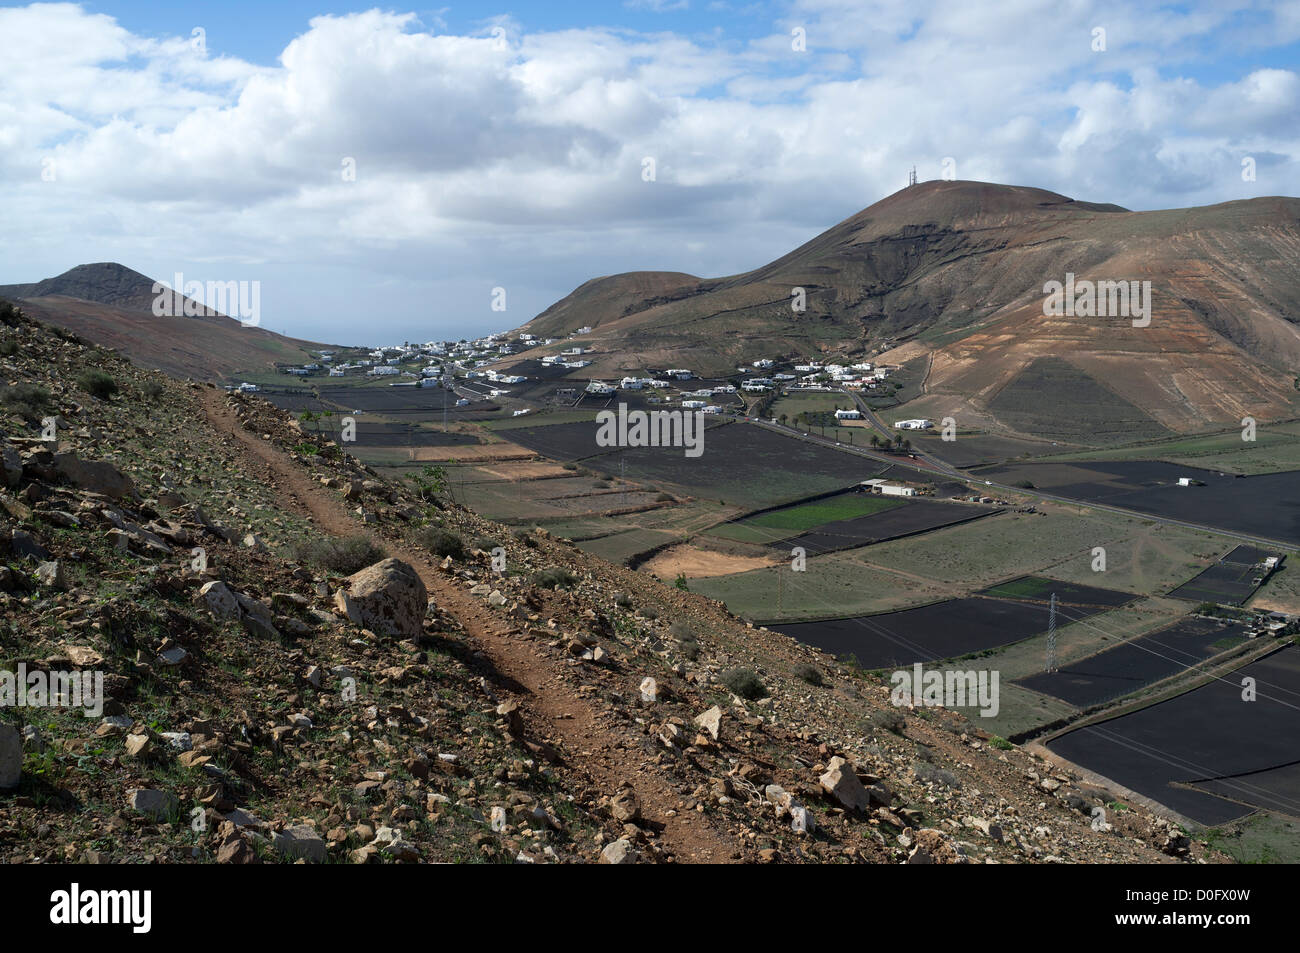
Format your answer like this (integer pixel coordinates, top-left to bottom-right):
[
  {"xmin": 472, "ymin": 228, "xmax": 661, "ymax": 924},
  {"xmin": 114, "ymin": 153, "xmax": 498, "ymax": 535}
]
[{"xmin": 860, "ymin": 478, "xmax": 917, "ymax": 497}]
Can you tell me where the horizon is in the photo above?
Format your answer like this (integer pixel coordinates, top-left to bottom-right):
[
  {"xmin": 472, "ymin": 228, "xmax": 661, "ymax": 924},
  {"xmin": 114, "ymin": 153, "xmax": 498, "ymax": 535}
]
[{"xmin": 3, "ymin": 1, "xmax": 1298, "ymax": 342}]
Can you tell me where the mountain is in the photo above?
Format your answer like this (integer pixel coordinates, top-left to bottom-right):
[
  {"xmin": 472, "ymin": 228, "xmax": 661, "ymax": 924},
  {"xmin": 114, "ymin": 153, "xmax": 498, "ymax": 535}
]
[
  {"xmin": 515, "ymin": 181, "xmax": 1300, "ymax": 442},
  {"xmin": 0, "ymin": 262, "xmax": 335, "ymax": 382}
]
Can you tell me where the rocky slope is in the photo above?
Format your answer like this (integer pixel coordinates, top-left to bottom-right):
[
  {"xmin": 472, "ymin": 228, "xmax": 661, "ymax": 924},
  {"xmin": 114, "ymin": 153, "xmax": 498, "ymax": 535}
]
[{"xmin": 0, "ymin": 300, "xmax": 1220, "ymax": 863}]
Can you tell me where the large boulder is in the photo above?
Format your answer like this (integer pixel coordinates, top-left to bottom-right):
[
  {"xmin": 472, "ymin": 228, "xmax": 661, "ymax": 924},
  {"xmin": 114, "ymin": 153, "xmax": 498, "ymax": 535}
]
[
  {"xmin": 53, "ymin": 453, "xmax": 137, "ymax": 500},
  {"xmin": 340, "ymin": 558, "xmax": 427, "ymax": 639},
  {"xmin": 819, "ymin": 756, "xmax": 871, "ymax": 812}
]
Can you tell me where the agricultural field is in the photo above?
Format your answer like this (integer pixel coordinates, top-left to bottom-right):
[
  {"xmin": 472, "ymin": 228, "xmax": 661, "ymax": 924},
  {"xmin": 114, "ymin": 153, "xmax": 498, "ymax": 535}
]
[
  {"xmin": 1028, "ymin": 419, "xmax": 1300, "ymax": 475},
  {"xmin": 689, "ymin": 503, "xmax": 1232, "ymax": 623},
  {"xmin": 769, "ymin": 596, "xmax": 1116, "ymax": 669},
  {"xmin": 771, "ymin": 498, "xmax": 994, "ymax": 555},
  {"xmin": 986, "ymin": 357, "xmax": 1174, "ymax": 445},
  {"xmin": 978, "ymin": 575, "xmax": 1136, "ymax": 607},
  {"xmin": 1016, "ymin": 617, "xmax": 1250, "ymax": 708},
  {"xmin": 506, "ymin": 419, "xmax": 881, "ymax": 510},
  {"xmin": 1047, "ymin": 645, "xmax": 1300, "ymax": 825},
  {"xmin": 974, "ymin": 459, "xmax": 1300, "ymax": 547},
  {"xmin": 906, "ymin": 430, "xmax": 1067, "ymax": 468},
  {"xmin": 708, "ymin": 493, "xmax": 905, "ymax": 543}
]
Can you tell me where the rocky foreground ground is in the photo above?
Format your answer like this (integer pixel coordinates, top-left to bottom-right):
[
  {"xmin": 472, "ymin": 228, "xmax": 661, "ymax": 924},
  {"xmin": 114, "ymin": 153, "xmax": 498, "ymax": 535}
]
[{"xmin": 0, "ymin": 303, "xmax": 1220, "ymax": 863}]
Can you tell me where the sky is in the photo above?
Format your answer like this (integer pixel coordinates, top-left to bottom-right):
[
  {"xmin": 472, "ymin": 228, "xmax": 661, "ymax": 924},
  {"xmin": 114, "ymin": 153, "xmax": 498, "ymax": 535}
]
[{"xmin": 2, "ymin": 1, "xmax": 1298, "ymax": 345}]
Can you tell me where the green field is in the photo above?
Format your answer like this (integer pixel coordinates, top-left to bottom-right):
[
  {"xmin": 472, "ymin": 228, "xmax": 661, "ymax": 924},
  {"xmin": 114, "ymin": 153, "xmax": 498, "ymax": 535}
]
[
  {"xmin": 691, "ymin": 504, "xmax": 1233, "ymax": 622},
  {"xmin": 707, "ymin": 494, "xmax": 904, "ymax": 544},
  {"xmin": 747, "ymin": 494, "xmax": 902, "ymax": 530}
]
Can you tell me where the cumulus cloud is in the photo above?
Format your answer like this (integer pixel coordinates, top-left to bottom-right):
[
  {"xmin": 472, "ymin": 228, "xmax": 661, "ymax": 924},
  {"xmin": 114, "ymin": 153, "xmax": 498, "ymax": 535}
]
[{"xmin": 0, "ymin": 1, "xmax": 1296, "ymax": 341}]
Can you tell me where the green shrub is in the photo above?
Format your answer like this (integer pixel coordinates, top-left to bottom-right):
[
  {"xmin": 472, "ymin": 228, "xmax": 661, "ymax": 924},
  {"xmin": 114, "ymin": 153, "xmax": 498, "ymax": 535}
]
[
  {"xmin": 76, "ymin": 370, "xmax": 118, "ymax": 400},
  {"xmin": 416, "ymin": 526, "xmax": 465, "ymax": 560},
  {"xmin": 872, "ymin": 708, "xmax": 906, "ymax": 734},
  {"xmin": 529, "ymin": 567, "xmax": 577, "ymax": 590},
  {"xmin": 0, "ymin": 382, "xmax": 54, "ymax": 422},
  {"xmin": 721, "ymin": 667, "xmax": 767, "ymax": 700},
  {"xmin": 472, "ymin": 536, "xmax": 500, "ymax": 552},
  {"xmin": 141, "ymin": 380, "xmax": 164, "ymax": 400},
  {"xmin": 291, "ymin": 535, "xmax": 386, "ymax": 574},
  {"xmin": 613, "ymin": 591, "xmax": 633, "ymax": 608},
  {"xmin": 0, "ymin": 338, "xmax": 17, "ymax": 357},
  {"xmin": 655, "ymin": 492, "xmax": 674, "ymax": 502},
  {"xmin": 793, "ymin": 663, "xmax": 824, "ymax": 686}
]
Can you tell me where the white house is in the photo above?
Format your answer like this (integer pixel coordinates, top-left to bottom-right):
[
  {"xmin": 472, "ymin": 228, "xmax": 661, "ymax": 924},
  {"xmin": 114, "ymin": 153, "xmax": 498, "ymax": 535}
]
[
  {"xmin": 667, "ymin": 369, "xmax": 693, "ymax": 379},
  {"xmin": 834, "ymin": 409, "xmax": 863, "ymax": 420},
  {"xmin": 880, "ymin": 483, "xmax": 917, "ymax": 497},
  {"xmin": 894, "ymin": 418, "xmax": 933, "ymax": 430},
  {"xmin": 682, "ymin": 399, "xmax": 707, "ymax": 409}
]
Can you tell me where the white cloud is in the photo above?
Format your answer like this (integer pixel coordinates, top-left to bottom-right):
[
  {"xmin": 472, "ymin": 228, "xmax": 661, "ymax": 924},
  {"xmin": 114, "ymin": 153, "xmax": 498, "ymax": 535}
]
[{"xmin": 0, "ymin": 1, "xmax": 1296, "ymax": 342}]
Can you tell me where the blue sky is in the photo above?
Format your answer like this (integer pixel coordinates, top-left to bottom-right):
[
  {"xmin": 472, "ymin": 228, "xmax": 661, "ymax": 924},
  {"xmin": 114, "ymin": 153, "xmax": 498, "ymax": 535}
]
[{"xmin": 2, "ymin": 1, "xmax": 1297, "ymax": 345}]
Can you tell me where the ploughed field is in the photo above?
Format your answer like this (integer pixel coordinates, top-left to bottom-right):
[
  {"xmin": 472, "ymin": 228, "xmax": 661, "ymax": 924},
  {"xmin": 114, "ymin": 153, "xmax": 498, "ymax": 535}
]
[
  {"xmin": 1168, "ymin": 545, "xmax": 1284, "ymax": 605},
  {"xmin": 502, "ymin": 419, "xmax": 878, "ymax": 509},
  {"xmin": 972, "ymin": 460, "xmax": 1300, "ymax": 547},
  {"xmin": 1016, "ymin": 616, "xmax": 1249, "ymax": 708},
  {"xmin": 1048, "ymin": 645, "xmax": 1300, "ymax": 825},
  {"xmin": 978, "ymin": 575, "xmax": 1137, "ymax": 608},
  {"xmin": 769, "ymin": 595, "xmax": 1118, "ymax": 669}
]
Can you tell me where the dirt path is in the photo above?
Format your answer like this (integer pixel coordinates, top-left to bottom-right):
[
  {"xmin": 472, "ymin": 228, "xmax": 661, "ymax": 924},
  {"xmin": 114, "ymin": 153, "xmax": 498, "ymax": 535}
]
[{"xmin": 200, "ymin": 390, "xmax": 733, "ymax": 863}]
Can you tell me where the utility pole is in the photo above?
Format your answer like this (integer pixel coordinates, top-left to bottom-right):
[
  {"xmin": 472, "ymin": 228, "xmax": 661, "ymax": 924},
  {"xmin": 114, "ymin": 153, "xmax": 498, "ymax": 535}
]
[
  {"xmin": 908, "ymin": 166, "xmax": 917, "ymax": 187},
  {"xmin": 1045, "ymin": 593, "xmax": 1057, "ymax": 673}
]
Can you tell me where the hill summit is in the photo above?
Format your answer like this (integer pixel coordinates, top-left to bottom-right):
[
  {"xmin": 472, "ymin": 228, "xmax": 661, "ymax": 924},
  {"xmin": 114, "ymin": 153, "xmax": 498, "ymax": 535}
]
[{"xmin": 515, "ymin": 180, "xmax": 1300, "ymax": 442}]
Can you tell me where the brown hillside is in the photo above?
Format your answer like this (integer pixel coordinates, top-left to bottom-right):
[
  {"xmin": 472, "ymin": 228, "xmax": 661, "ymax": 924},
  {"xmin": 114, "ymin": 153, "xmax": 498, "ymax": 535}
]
[
  {"xmin": 513, "ymin": 181, "xmax": 1300, "ymax": 442},
  {"xmin": 0, "ymin": 263, "xmax": 337, "ymax": 382}
]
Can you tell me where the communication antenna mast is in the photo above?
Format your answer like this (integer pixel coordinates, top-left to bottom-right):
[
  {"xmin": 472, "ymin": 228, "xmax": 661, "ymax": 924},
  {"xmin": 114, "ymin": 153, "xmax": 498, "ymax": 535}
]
[
  {"xmin": 908, "ymin": 166, "xmax": 917, "ymax": 187},
  {"xmin": 1045, "ymin": 592, "xmax": 1057, "ymax": 672}
]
